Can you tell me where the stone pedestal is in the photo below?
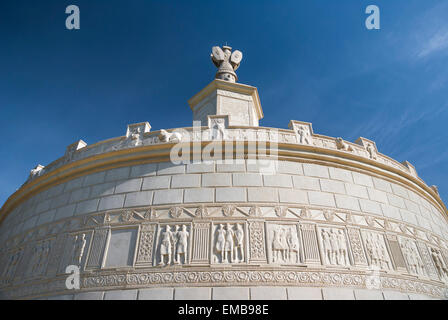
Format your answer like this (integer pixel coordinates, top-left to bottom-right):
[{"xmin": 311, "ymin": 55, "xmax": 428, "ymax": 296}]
[{"xmin": 188, "ymin": 79, "xmax": 264, "ymax": 127}]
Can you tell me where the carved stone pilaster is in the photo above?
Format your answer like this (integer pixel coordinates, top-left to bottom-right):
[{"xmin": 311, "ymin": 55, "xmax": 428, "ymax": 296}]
[
  {"xmin": 248, "ymin": 221, "xmax": 267, "ymax": 263},
  {"xmin": 416, "ymin": 241, "xmax": 439, "ymax": 281},
  {"xmin": 135, "ymin": 224, "xmax": 156, "ymax": 266},
  {"xmin": 299, "ymin": 223, "xmax": 321, "ymax": 264},
  {"xmin": 346, "ymin": 227, "xmax": 368, "ymax": 267},
  {"xmin": 386, "ymin": 234, "xmax": 408, "ymax": 273},
  {"xmin": 86, "ymin": 227, "xmax": 110, "ymax": 270},
  {"xmin": 191, "ymin": 222, "xmax": 211, "ymax": 264},
  {"xmin": 46, "ymin": 233, "xmax": 67, "ymax": 276}
]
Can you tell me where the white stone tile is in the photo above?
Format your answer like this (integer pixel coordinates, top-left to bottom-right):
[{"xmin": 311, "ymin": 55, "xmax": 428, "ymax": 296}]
[
  {"xmin": 279, "ymin": 189, "xmax": 308, "ymax": 204},
  {"xmin": 367, "ymin": 188, "xmax": 388, "ymax": 204},
  {"xmin": 47, "ymin": 294, "xmax": 74, "ymax": 300},
  {"xmin": 124, "ymin": 191, "xmax": 153, "ymax": 207},
  {"xmin": 157, "ymin": 162, "xmax": 185, "ymax": 175},
  {"xmin": 308, "ymin": 191, "xmax": 335, "ymax": 207},
  {"xmin": 35, "ymin": 199, "xmax": 51, "ymax": 214},
  {"xmin": 233, "ymin": 173, "xmax": 263, "ymax": 186},
  {"xmin": 408, "ymin": 293, "xmax": 434, "ymax": 300},
  {"xmin": 322, "ymin": 288, "xmax": 355, "ymax": 300},
  {"xmin": 251, "ymin": 287, "xmax": 287, "ymax": 300},
  {"xmin": 105, "ymin": 167, "xmax": 130, "ymax": 182},
  {"xmin": 153, "ymin": 189, "xmax": 183, "ymax": 205},
  {"xmin": 404, "ymin": 199, "xmax": 421, "ymax": 215},
  {"xmin": 90, "ymin": 182, "xmax": 115, "ymax": 198},
  {"xmin": 391, "ymin": 184, "xmax": 409, "ymax": 199},
  {"xmin": 184, "ymin": 188, "xmax": 214, "ymax": 203},
  {"xmin": 174, "ymin": 287, "xmax": 211, "ymax": 300},
  {"xmin": 171, "ymin": 174, "xmax": 201, "ymax": 188},
  {"xmin": 54, "ymin": 204, "xmax": 76, "ymax": 220},
  {"xmin": 303, "ymin": 163, "xmax": 329, "ymax": 178},
  {"xmin": 335, "ymin": 194, "xmax": 360, "ymax": 211},
  {"xmin": 345, "ymin": 183, "xmax": 368, "ymax": 199},
  {"xmin": 75, "ymin": 198, "xmax": 100, "ymax": 216},
  {"xmin": 74, "ymin": 291, "xmax": 104, "ymax": 300},
  {"xmin": 98, "ymin": 194, "xmax": 125, "ymax": 211},
  {"xmin": 104, "ymin": 289, "xmax": 138, "ymax": 300},
  {"xmin": 400, "ymin": 210, "xmax": 418, "ymax": 225},
  {"xmin": 277, "ymin": 161, "xmax": 303, "ymax": 175},
  {"xmin": 246, "ymin": 159, "xmax": 277, "ymax": 174},
  {"xmin": 142, "ymin": 176, "xmax": 171, "ymax": 190},
  {"xmin": 287, "ymin": 287, "xmax": 322, "ymax": 300},
  {"xmin": 69, "ymin": 187, "xmax": 91, "ymax": 203},
  {"xmin": 46, "ymin": 184, "xmax": 65, "ymax": 199},
  {"xmin": 354, "ymin": 289, "xmax": 384, "ymax": 300},
  {"xmin": 22, "ymin": 216, "xmax": 37, "ymax": 231},
  {"xmin": 352, "ymin": 172, "xmax": 373, "ymax": 187},
  {"xmin": 83, "ymin": 171, "xmax": 106, "ymax": 186},
  {"xmin": 381, "ymin": 204, "xmax": 402, "ymax": 220},
  {"xmin": 319, "ymin": 179, "xmax": 346, "ymax": 194},
  {"xmin": 216, "ymin": 187, "xmax": 247, "ymax": 202},
  {"xmin": 130, "ymin": 163, "xmax": 157, "ymax": 178},
  {"xmin": 64, "ymin": 176, "xmax": 84, "ymax": 192},
  {"xmin": 263, "ymin": 174, "xmax": 293, "ymax": 188},
  {"xmin": 202, "ymin": 173, "xmax": 232, "ymax": 187},
  {"xmin": 50, "ymin": 193, "xmax": 71, "ymax": 209},
  {"xmin": 115, "ymin": 179, "xmax": 142, "ymax": 193},
  {"xmin": 212, "ymin": 287, "xmax": 250, "ymax": 300},
  {"xmin": 372, "ymin": 177, "xmax": 392, "ymax": 193},
  {"xmin": 359, "ymin": 199, "xmax": 383, "ymax": 215},
  {"xmin": 382, "ymin": 290, "xmax": 409, "ymax": 300},
  {"xmin": 217, "ymin": 162, "xmax": 246, "ymax": 172},
  {"xmin": 248, "ymin": 187, "xmax": 278, "ymax": 202},
  {"xmin": 36, "ymin": 210, "xmax": 56, "ymax": 226},
  {"xmin": 186, "ymin": 162, "xmax": 215, "ymax": 173},
  {"xmin": 329, "ymin": 167, "xmax": 353, "ymax": 183},
  {"xmin": 138, "ymin": 288, "xmax": 174, "ymax": 300},
  {"xmin": 387, "ymin": 193, "xmax": 406, "ymax": 209},
  {"xmin": 292, "ymin": 176, "xmax": 320, "ymax": 191}
]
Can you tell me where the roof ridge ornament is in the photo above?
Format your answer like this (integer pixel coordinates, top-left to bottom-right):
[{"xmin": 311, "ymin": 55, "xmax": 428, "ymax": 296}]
[{"xmin": 211, "ymin": 45, "xmax": 243, "ymax": 83}]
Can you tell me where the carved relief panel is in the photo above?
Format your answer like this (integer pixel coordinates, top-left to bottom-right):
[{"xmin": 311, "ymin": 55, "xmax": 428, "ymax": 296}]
[
  {"xmin": 212, "ymin": 222, "xmax": 247, "ymax": 264},
  {"xmin": 346, "ymin": 227, "xmax": 368, "ymax": 267},
  {"xmin": 135, "ymin": 224, "xmax": 157, "ymax": 267},
  {"xmin": 58, "ymin": 231, "xmax": 92, "ymax": 274},
  {"xmin": 248, "ymin": 221, "xmax": 267, "ymax": 263},
  {"xmin": 86, "ymin": 227, "xmax": 110, "ymax": 270},
  {"xmin": 317, "ymin": 226, "xmax": 351, "ymax": 267},
  {"xmin": 429, "ymin": 246, "xmax": 448, "ymax": 283},
  {"xmin": 191, "ymin": 222, "xmax": 211, "ymax": 265},
  {"xmin": 361, "ymin": 230, "xmax": 393, "ymax": 271},
  {"xmin": 398, "ymin": 237, "xmax": 427, "ymax": 277},
  {"xmin": 1, "ymin": 248, "xmax": 23, "ymax": 285},
  {"xmin": 385, "ymin": 234, "xmax": 408, "ymax": 273},
  {"xmin": 416, "ymin": 241, "xmax": 440, "ymax": 281},
  {"xmin": 154, "ymin": 223, "xmax": 192, "ymax": 266},
  {"xmin": 299, "ymin": 223, "xmax": 321, "ymax": 264},
  {"xmin": 26, "ymin": 238, "xmax": 53, "ymax": 278},
  {"xmin": 266, "ymin": 223, "xmax": 301, "ymax": 265}
]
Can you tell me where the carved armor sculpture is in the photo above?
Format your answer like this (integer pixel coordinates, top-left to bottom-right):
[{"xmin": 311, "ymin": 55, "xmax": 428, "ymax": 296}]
[
  {"xmin": 73, "ymin": 234, "xmax": 86, "ymax": 265},
  {"xmin": 159, "ymin": 226, "xmax": 174, "ymax": 266},
  {"xmin": 175, "ymin": 225, "xmax": 189, "ymax": 265}
]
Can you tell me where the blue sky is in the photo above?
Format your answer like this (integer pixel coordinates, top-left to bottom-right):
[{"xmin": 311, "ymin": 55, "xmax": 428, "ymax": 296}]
[{"xmin": 0, "ymin": 0, "xmax": 447, "ymax": 206}]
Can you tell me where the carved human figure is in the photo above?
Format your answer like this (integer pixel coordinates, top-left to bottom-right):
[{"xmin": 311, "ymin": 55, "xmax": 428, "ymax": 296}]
[
  {"xmin": 224, "ymin": 224, "xmax": 235, "ymax": 263},
  {"xmin": 3, "ymin": 252, "xmax": 20, "ymax": 280},
  {"xmin": 431, "ymin": 248, "xmax": 448, "ymax": 281},
  {"xmin": 130, "ymin": 127, "xmax": 142, "ymax": 146},
  {"xmin": 215, "ymin": 224, "xmax": 226, "ymax": 263},
  {"xmin": 159, "ymin": 225, "xmax": 174, "ymax": 266},
  {"xmin": 297, "ymin": 126, "xmax": 311, "ymax": 145},
  {"xmin": 175, "ymin": 225, "xmax": 189, "ymax": 265},
  {"xmin": 329, "ymin": 229, "xmax": 340, "ymax": 265},
  {"xmin": 365, "ymin": 233, "xmax": 379, "ymax": 268},
  {"xmin": 286, "ymin": 227, "xmax": 300, "ymax": 263},
  {"xmin": 321, "ymin": 230, "xmax": 333, "ymax": 265},
  {"xmin": 234, "ymin": 224, "xmax": 244, "ymax": 263},
  {"xmin": 73, "ymin": 233, "xmax": 86, "ymax": 265},
  {"xmin": 272, "ymin": 228, "xmax": 283, "ymax": 263},
  {"xmin": 211, "ymin": 119, "xmax": 227, "ymax": 140},
  {"xmin": 366, "ymin": 143, "xmax": 377, "ymax": 160},
  {"xmin": 337, "ymin": 230, "xmax": 349, "ymax": 266},
  {"xmin": 375, "ymin": 234, "xmax": 391, "ymax": 270}
]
